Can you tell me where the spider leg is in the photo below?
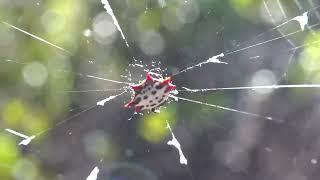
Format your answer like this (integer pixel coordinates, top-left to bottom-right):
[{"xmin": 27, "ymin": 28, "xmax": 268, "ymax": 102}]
[
  {"xmin": 129, "ymin": 84, "xmax": 143, "ymax": 91},
  {"xmin": 135, "ymin": 106, "xmax": 143, "ymax": 112}
]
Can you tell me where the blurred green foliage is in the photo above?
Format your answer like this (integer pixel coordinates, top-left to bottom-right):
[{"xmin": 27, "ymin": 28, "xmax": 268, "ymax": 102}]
[{"xmin": 0, "ymin": 134, "xmax": 20, "ymax": 179}]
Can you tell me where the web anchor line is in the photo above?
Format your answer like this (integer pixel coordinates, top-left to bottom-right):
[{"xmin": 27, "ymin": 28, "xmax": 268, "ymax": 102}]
[
  {"xmin": 179, "ymin": 84, "xmax": 320, "ymax": 93},
  {"xmin": 1, "ymin": 21, "xmax": 72, "ymax": 54},
  {"xmin": 56, "ymin": 88, "xmax": 123, "ymax": 93},
  {"xmin": 171, "ymin": 95, "xmax": 281, "ymax": 122},
  {"xmin": 1, "ymin": 57, "xmax": 131, "ymax": 86}
]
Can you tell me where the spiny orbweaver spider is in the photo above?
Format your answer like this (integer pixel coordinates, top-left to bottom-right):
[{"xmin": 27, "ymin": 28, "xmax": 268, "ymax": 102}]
[{"xmin": 124, "ymin": 73, "xmax": 176, "ymax": 112}]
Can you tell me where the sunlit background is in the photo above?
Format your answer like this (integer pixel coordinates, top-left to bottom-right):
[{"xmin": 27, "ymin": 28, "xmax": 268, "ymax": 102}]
[{"xmin": 1, "ymin": 0, "xmax": 320, "ymax": 179}]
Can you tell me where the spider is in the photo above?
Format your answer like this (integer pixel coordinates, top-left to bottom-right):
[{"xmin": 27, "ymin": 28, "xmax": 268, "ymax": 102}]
[{"xmin": 124, "ymin": 73, "xmax": 176, "ymax": 112}]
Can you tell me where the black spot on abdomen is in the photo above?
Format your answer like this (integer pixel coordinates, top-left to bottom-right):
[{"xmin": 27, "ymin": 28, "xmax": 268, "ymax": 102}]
[
  {"xmin": 158, "ymin": 98, "xmax": 164, "ymax": 103},
  {"xmin": 155, "ymin": 85, "xmax": 163, "ymax": 89}
]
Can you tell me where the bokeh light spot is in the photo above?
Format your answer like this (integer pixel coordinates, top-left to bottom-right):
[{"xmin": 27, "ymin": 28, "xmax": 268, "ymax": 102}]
[
  {"xmin": 300, "ymin": 33, "xmax": 320, "ymax": 69},
  {"xmin": 250, "ymin": 69, "xmax": 276, "ymax": 94},
  {"xmin": 41, "ymin": 10, "xmax": 66, "ymax": 34},
  {"xmin": 22, "ymin": 62, "xmax": 48, "ymax": 87},
  {"xmin": 83, "ymin": 29, "xmax": 92, "ymax": 37},
  {"xmin": 83, "ymin": 130, "xmax": 117, "ymax": 160},
  {"xmin": 139, "ymin": 31, "xmax": 165, "ymax": 56},
  {"xmin": 2, "ymin": 99, "xmax": 26, "ymax": 126},
  {"xmin": 93, "ymin": 12, "xmax": 117, "ymax": 45},
  {"xmin": 176, "ymin": 0, "xmax": 200, "ymax": 24},
  {"xmin": 139, "ymin": 108, "xmax": 176, "ymax": 143}
]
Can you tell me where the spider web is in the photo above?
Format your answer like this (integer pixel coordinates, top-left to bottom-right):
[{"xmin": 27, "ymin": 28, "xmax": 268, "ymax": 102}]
[{"xmin": 1, "ymin": 0, "xmax": 320, "ymax": 179}]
